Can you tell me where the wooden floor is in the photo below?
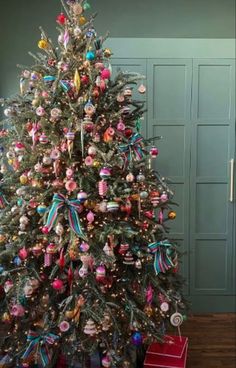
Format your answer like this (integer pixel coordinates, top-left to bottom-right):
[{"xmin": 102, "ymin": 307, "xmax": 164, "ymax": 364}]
[{"xmin": 181, "ymin": 313, "xmax": 236, "ymax": 368}]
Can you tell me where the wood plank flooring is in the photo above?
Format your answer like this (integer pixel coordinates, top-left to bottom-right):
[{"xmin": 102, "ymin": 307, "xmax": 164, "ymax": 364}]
[{"xmin": 181, "ymin": 313, "xmax": 236, "ymax": 368}]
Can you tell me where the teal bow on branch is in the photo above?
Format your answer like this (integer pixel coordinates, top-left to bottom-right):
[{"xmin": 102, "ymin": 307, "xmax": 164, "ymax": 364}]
[
  {"xmin": 148, "ymin": 240, "xmax": 178, "ymax": 275},
  {"xmin": 118, "ymin": 133, "xmax": 145, "ymax": 168},
  {"xmin": 22, "ymin": 330, "xmax": 59, "ymax": 367},
  {"xmin": 45, "ymin": 193, "xmax": 86, "ymax": 240}
]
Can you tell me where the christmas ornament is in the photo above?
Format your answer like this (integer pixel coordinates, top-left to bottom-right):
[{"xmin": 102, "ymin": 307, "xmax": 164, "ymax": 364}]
[
  {"xmin": 52, "ymin": 278, "xmax": 64, "ymax": 291},
  {"xmin": 101, "ymin": 355, "xmax": 111, "ymax": 367},
  {"xmin": 107, "ymin": 201, "xmax": 119, "ymax": 212},
  {"xmin": 99, "ymin": 167, "xmax": 111, "ymax": 180},
  {"xmin": 98, "ymin": 180, "xmax": 108, "ymax": 196},
  {"xmin": 56, "ymin": 13, "xmax": 67, "ymax": 25},
  {"xmin": 168, "ymin": 211, "xmax": 176, "ymax": 219},
  {"xmin": 170, "ymin": 312, "xmax": 183, "ymax": 327},
  {"xmin": 84, "ymin": 319, "xmax": 97, "ymax": 335},
  {"xmin": 59, "ymin": 321, "xmax": 70, "ymax": 332},
  {"xmin": 123, "ymin": 251, "xmax": 134, "ymax": 265},
  {"xmin": 150, "ymin": 146, "xmax": 159, "ymax": 158},
  {"xmin": 86, "ymin": 50, "xmax": 95, "ymax": 61},
  {"xmin": 131, "ymin": 331, "xmax": 143, "ymax": 346},
  {"xmin": 96, "ymin": 265, "xmax": 106, "ymax": 282},
  {"xmin": 138, "ymin": 84, "xmax": 146, "ymax": 94}
]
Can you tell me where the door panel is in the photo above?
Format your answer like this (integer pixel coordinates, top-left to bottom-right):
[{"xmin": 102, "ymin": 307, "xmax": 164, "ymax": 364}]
[
  {"xmin": 148, "ymin": 59, "xmax": 192, "ymax": 293},
  {"xmin": 190, "ymin": 59, "xmax": 235, "ymax": 295}
]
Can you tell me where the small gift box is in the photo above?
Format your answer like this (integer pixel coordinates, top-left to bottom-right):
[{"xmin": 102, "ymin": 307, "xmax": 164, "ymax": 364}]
[{"xmin": 144, "ymin": 335, "xmax": 188, "ymax": 368}]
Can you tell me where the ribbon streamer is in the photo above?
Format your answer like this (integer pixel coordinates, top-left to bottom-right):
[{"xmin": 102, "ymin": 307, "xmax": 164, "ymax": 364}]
[
  {"xmin": 0, "ymin": 191, "xmax": 8, "ymax": 209},
  {"xmin": 148, "ymin": 240, "xmax": 178, "ymax": 275},
  {"xmin": 118, "ymin": 133, "xmax": 145, "ymax": 168},
  {"xmin": 22, "ymin": 330, "xmax": 59, "ymax": 367},
  {"xmin": 45, "ymin": 193, "xmax": 86, "ymax": 239}
]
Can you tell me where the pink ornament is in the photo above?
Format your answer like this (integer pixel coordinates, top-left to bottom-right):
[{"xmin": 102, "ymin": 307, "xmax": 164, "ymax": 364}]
[
  {"xmin": 93, "ymin": 133, "xmax": 100, "ymax": 142},
  {"xmin": 99, "ymin": 167, "xmax": 111, "ymax": 180},
  {"xmin": 98, "ymin": 180, "xmax": 108, "ymax": 197},
  {"xmin": 65, "ymin": 179, "xmax": 77, "ymax": 192},
  {"xmin": 4, "ymin": 280, "xmax": 14, "ymax": 293},
  {"xmin": 59, "ymin": 321, "xmax": 70, "ymax": 332},
  {"xmin": 14, "ymin": 142, "xmax": 25, "ymax": 153},
  {"xmin": 39, "ymin": 132, "xmax": 49, "ymax": 144},
  {"xmin": 87, "ymin": 211, "xmax": 95, "ymax": 223},
  {"xmin": 101, "ymin": 68, "xmax": 111, "ymax": 80},
  {"xmin": 42, "ymin": 91, "xmax": 49, "ymax": 98},
  {"xmin": 34, "ymin": 162, "xmax": 43, "ymax": 173},
  {"xmin": 160, "ymin": 193, "xmax": 168, "ymax": 203},
  {"xmin": 80, "ymin": 242, "xmax": 90, "ymax": 252},
  {"xmin": 84, "ymin": 156, "xmax": 94, "ymax": 166},
  {"xmin": 19, "ymin": 247, "xmax": 28, "ymax": 260},
  {"xmin": 36, "ymin": 106, "xmax": 46, "ymax": 117},
  {"xmin": 146, "ymin": 285, "xmax": 154, "ymax": 304},
  {"xmin": 11, "ymin": 304, "xmax": 25, "ymax": 317},
  {"xmin": 50, "ymin": 148, "xmax": 61, "ymax": 160},
  {"xmin": 117, "ymin": 120, "xmax": 126, "ymax": 131},
  {"xmin": 95, "ymin": 62, "xmax": 105, "ymax": 70},
  {"xmin": 102, "ymin": 355, "xmax": 111, "ymax": 367},
  {"xmin": 126, "ymin": 172, "xmax": 135, "ymax": 182},
  {"xmin": 66, "ymin": 168, "xmax": 74, "ymax": 178},
  {"xmin": 150, "ymin": 147, "xmax": 159, "ymax": 158},
  {"xmin": 96, "ymin": 265, "xmax": 106, "ymax": 282},
  {"xmin": 41, "ymin": 226, "xmax": 49, "ymax": 234},
  {"xmin": 52, "ymin": 278, "xmax": 64, "ymax": 290}
]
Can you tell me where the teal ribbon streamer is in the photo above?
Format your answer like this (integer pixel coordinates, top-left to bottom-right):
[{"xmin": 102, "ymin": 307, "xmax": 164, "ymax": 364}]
[
  {"xmin": 45, "ymin": 193, "xmax": 86, "ymax": 240},
  {"xmin": 148, "ymin": 240, "xmax": 177, "ymax": 275},
  {"xmin": 22, "ymin": 330, "xmax": 59, "ymax": 367}
]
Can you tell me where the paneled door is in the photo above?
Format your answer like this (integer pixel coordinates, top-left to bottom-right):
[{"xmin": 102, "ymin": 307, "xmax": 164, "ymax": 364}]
[
  {"xmin": 147, "ymin": 59, "xmax": 192, "ymax": 293},
  {"xmin": 190, "ymin": 59, "xmax": 235, "ymax": 301},
  {"xmin": 147, "ymin": 58, "xmax": 235, "ymax": 311}
]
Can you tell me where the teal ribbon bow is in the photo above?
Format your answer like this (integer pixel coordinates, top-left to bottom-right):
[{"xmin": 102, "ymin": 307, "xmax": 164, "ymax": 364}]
[
  {"xmin": 45, "ymin": 193, "xmax": 86, "ymax": 239},
  {"xmin": 118, "ymin": 133, "xmax": 145, "ymax": 168},
  {"xmin": 148, "ymin": 240, "xmax": 177, "ymax": 275},
  {"xmin": 22, "ymin": 330, "xmax": 59, "ymax": 367}
]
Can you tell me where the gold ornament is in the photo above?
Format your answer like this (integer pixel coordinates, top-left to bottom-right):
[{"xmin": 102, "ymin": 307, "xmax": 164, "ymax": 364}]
[
  {"xmin": 103, "ymin": 48, "xmax": 112, "ymax": 58},
  {"xmin": 73, "ymin": 3, "xmax": 83, "ymax": 15},
  {"xmin": 144, "ymin": 304, "xmax": 154, "ymax": 317},
  {"xmin": 2, "ymin": 312, "xmax": 11, "ymax": 323},
  {"xmin": 74, "ymin": 69, "xmax": 81, "ymax": 92},
  {"xmin": 65, "ymin": 295, "xmax": 85, "ymax": 324},
  {"xmin": 38, "ymin": 39, "xmax": 48, "ymax": 49},
  {"xmin": 79, "ymin": 16, "xmax": 86, "ymax": 25},
  {"xmin": 19, "ymin": 174, "xmax": 28, "ymax": 185},
  {"xmin": 168, "ymin": 211, "xmax": 176, "ymax": 220},
  {"xmin": 92, "ymin": 160, "xmax": 100, "ymax": 168},
  {"xmin": 0, "ymin": 234, "xmax": 6, "ymax": 243}
]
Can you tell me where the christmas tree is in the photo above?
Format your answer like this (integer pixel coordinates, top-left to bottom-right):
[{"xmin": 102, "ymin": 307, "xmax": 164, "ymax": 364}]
[{"xmin": 0, "ymin": 1, "xmax": 187, "ymax": 367}]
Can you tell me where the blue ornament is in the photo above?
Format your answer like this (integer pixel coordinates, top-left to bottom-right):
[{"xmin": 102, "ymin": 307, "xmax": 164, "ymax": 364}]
[
  {"xmin": 86, "ymin": 50, "xmax": 95, "ymax": 61},
  {"xmin": 0, "ymin": 146, "xmax": 4, "ymax": 153},
  {"xmin": 37, "ymin": 205, "xmax": 47, "ymax": 215},
  {"xmin": 131, "ymin": 331, "xmax": 143, "ymax": 346},
  {"xmin": 13, "ymin": 256, "xmax": 22, "ymax": 266},
  {"xmin": 17, "ymin": 198, "xmax": 23, "ymax": 206},
  {"xmin": 86, "ymin": 28, "xmax": 96, "ymax": 38},
  {"xmin": 0, "ymin": 266, "xmax": 4, "ymax": 274}
]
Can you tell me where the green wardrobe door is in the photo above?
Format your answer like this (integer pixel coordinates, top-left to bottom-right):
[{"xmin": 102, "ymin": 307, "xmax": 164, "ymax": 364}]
[
  {"xmin": 147, "ymin": 59, "xmax": 192, "ymax": 294},
  {"xmin": 190, "ymin": 59, "xmax": 235, "ymax": 296}
]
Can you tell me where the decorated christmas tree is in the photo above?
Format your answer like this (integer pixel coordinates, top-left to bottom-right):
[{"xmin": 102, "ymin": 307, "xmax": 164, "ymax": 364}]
[{"xmin": 0, "ymin": 1, "xmax": 187, "ymax": 367}]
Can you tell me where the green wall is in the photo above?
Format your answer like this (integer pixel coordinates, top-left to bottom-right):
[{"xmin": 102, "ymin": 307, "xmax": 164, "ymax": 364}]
[{"xmin": 0, "ymin": 0, "xmax": 235, "ymax": 97}]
